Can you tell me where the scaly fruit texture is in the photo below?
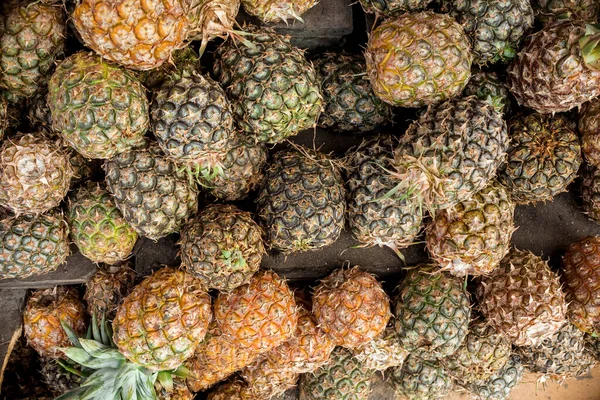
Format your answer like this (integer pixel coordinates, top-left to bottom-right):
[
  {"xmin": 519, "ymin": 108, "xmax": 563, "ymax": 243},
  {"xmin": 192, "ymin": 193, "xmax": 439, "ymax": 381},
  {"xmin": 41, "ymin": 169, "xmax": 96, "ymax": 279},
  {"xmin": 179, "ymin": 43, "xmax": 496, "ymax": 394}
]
[
  {"xmin": 516, "ymin": 323, "xmax": 596, "ymax": 380},
  {"xmin": 579, "ymin": 98, "xmax": 600, "ymax": 167},
  {"xmin": 477, "ymin": 249, "xmax": 568, "ymax": 347},
  {"xmin": 440, "ymin": 0, "xmax": 534, "ymax": 65},
  {"xmin": 26, "ymin": 86, "xmax": 52, "ymax": 132},
  {"xmin": 464, "ymin": 355, "xmax": 524, "ymax": 400},
  {"xmin": 72, "ymin": 0, "xmax": 188, "ymax": 70},
  {"xmin": 48, "ymin": 52, "xmax": 149, "ymax": 159},
  {"xmin": 104, "ymin": 144, "xmax": 199, "ymax": 240},
  {"xmin": 462, "ymin": 70, "xmax": 511, "ymax": 115},
  {"xmin": 186, "ymin": 0, "xmax": 241, "ymax": 56},
  {"xmin": 0, "ymin": 134, "xmax": 73, "ymax": 214},
  {"xmin": 498, "ymin": 113, "xmax": 581, "ymax": 204},
  {"xmin": 533, "ymin": 0, "xmax": 600, "ymax": 24},
  {"xmin": 179, "ymin": 204, "xmax": 264, "ymax": 292},
  {"xmin": 241, "ymin": 0, "xmax": 318, "ymax": 23},
  {"xmin": 393, "ymin": 96, "xmax": 508, "ymax": 211},
  {"xmin": 581, "ymin": 164, "xmax": 600, "ymax": 224},
  {"xmin": 67, "ymin": 182, "xmax": 138, "ymax": 265},
  {"xmin": 393, "ymin": 266, "xmax": 471, "ymax": 360},
  {"xmin": 508, "ymin": 21, "xmax": 600, "ymax": 114},
  {"xmin": 83, "ymin": 261, "xmax": 136, "ymax": 321},
  {"xmin": 298, "ymin": 347, "xmax": 374, "ymax": 400},
  {"xmin": 313, "ymin": 267, "xmax": 391, "ymax": 349},
  {"xmin": 240, "ymin": 357, "xmax": 299, "ymax": 399},
  {"xmin": 40, "ymin": 357, "xmax": 82, "ymax": 396},
  {"xmin": 561, "ymin": 236, "xmax": 600, "ymax": 335},
  {"xmin": 0, "ymin": 211, "xmax": 69, "ymax": 280},
  {"xmin": 112, "ymin": 266, "xmax": 212, "ymax": 371},
  {"xmin": 23, "ymin": 286, "xmax": 87, "ymax": 359},
  {"xmin": 426, "ymin": 181, "xmax": 516, "ymax": 277},
  {"xmin": 213, "ymin": 27, "xmax": 323, "ymax": 144},
  {"xmin": 315, "ymin": 53, "xmax": 393, "ymax": 133},
  {"xmin": 345, "ymin": 135, "xmax": 423, "ymax": 253},
  {"xmin": 214, "ymin": 270, "xmax": 297, "ymax": 354},
  {"xmin": 350, "ymin": 325, "xmax": 409, "ymax": 371},
  {"xmin": 391, "ymin": 354, "xmax": 452, "ymax": 400},
  {"xmin": 359, "ymin": 0, "xmax": 432, "ymax": 16},
  {"xmin": 0, "ymin": 0, "xmax": 65, "ymax": 98},
  {"xmin": 365, "ymin": 12, "xmax": 472, "ymax": 108},
  {"xmin": 156, "ymin": 378, "xmax": 194, "ymax": 400},
  {"xmin": 256, "ymin": 148, "xmax": 345, "ymax": 253},
  {"xmin": 0, "ymin": 94, "xmax": 19, "ymax": 140},
  {"xmin": 443, "ymin": 320, "xmax": 512, "ymax": 385}
]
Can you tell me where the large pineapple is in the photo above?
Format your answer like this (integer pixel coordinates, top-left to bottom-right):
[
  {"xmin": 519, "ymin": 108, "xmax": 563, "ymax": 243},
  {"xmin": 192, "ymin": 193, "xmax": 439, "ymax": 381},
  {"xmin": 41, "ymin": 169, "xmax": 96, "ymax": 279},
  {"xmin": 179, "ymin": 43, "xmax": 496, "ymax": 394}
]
[
  {"xmin": 365, "ymin": 12, "xmax": 472, "ymax": 108},
  {"xmin": 213, "ymin": 26, "xmax": 323, "ymax": 143},
  {"xmin": 84, "ymin": 261, "xmax": 136, "ymax": 321},
  {"xmin": 393, "ymin": 266, "xmax": 471, "ymax": 359},
  {"xmin": 579, "ymin": 98, "xmax": 600, "ymax": 167},
  {"xmin": 498, "ymin": 112, "xmax": 581, "ymax": 204},
  {"xmin": 241, "ymin": 0, "xmax": 318, "ymax": 23},
  {"xmin": 462, "ymin": 70, "xmax": 511, "ymax": 115},
  {"xmin": 464, "ymin": 355, "xmax": 524, "ymax": 400},
  {"xmin": 477, "ymin": 249, "xmax": 568, "ymax": 346},
  {"xmin": 256, "ymin": 148, "xmax": 345, "ymax": 253},
  {"xmin": 67, "ymin": 182, "xmax": 138, "ymax": 265},
  {"xmin": 390, "ymin": 354, "xmax": 452, "ymax": 400},
  {"xmin": 561, "ymin": 236, "xmax": 600, "ymax": 335},
  {"xmin": 104, "ymin": 144, "xmax": 199, "ymax": 240},
  {"xmin": 112, "ymin": 266, "xmax": 212, "ymax": 371},
  {"xmin": 0, "ymin": 0, "xmax": 65, "ymax": 98},
  {"xmin": 0, "ymin": 134, "xmax": 73, "ymax": 214},
  {"xmin": 508, "ymin": 21, "xmax": 600, "ymax": 113},
  {"xmin": 440, "ymin": 0, "xmax": 534, "ymax": 65},
  {"xmin": 312, "ymin": 267, "xmax": 391, "ymax": 349},
  {"xmin": 426, "ymin": 181, "xmax": 515, "ymax": 276},
  {"xmin": 359, "ymin": 0, "xmax": 432, "ymax": 15},
  {"xmin": 48, "ymin": 52, "xmax": 149, "ymax": 159},
  {"xmin": 179, "ymin": 204, "xmax": 264, "ymax": 291},
  {"xmin": 533, "ymin": 0, "xmax": 600, "ymax": 24},
  {"xmin": 23, "ymin": 287, "xmax": 87, "ymax": 359},
  {"xmin": 315, "ymin": 53, "xmax": 393, "ymax": 133},
  {"xmin": 581, "ymin": 164, "xmax": 600, "ymax": 223},
  {"xmin": 0, "ymin": 211, "xmax": 69, "ymax": 280},
  {"xmin": 72, "ymin": 0, "xmax": 188, "ymax": 70}
]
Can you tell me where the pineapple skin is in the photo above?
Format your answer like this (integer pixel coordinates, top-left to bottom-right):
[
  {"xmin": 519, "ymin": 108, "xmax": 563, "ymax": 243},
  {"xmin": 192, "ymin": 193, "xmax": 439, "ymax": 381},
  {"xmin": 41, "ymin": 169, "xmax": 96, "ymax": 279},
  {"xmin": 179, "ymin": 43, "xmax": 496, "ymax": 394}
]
[
  {"xmin": 391, "ymin": 354, "xmax": 452, "ymax": 400},
  {"xmin": 579, "ymin": 99, "xmax": 600, "ymax": 167},
  {"xmin": 581, "ymin": 164, "xmax": 600, "ymax": 224},
  {"xmin": 84, "ymin": 262, "xmax": 136, "ymax": 321}
]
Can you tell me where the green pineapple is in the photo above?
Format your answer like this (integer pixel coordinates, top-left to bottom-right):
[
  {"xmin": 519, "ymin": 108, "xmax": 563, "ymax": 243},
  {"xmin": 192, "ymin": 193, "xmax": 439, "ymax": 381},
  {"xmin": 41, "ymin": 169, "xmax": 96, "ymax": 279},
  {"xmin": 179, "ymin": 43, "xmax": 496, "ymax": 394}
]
[
  {"xmin": 391, "ymin": 354, "xmax": 452, "ymax": 400},
  {"xmin": 464, "ymin": 355, "xmax": 524, "ymax": 400}
]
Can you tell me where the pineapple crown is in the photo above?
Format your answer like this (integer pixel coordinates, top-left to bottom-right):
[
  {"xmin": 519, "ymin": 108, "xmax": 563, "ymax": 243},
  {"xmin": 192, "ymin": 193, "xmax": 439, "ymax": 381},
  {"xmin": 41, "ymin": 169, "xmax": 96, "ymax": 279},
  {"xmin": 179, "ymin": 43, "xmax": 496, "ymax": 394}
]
[
  {"xmin": 55, "ymin": 315, "xmax": 188, "ymax": 400},
  {"xmin": 581, "ymin": 24, "xmax": 600, "ymax": 71}
]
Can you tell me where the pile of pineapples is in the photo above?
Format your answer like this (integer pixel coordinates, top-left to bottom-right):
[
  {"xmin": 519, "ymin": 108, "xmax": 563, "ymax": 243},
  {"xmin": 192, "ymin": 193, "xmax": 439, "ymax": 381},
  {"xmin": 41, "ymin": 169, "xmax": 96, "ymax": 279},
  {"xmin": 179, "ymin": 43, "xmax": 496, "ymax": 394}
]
[{"xmin": 1, "ymin": 0, "xmax": 600, "ymax": 399}]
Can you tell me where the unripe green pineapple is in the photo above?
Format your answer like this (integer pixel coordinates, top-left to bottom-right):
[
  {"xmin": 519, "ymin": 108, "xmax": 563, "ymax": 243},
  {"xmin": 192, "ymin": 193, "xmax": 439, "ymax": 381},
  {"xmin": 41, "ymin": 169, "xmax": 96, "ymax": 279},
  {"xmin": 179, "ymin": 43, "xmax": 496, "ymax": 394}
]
[
  {"xmin": 67, "ymin": 182, "xmax": 138, "ymax": 265},
  {"xmin": 391, "ymin": 354, "xmax": 452, "ymax": 400},
  {"xmin": 462, "ymin": 70, "xmax": 511, "ymax": 115},
  {"xmin": 464, "ymin": 355, "xmax": 524, "ymax": 400},
  {"xmin": 84, "ymin": 261, "xmax": 136, "ymax": 321}
]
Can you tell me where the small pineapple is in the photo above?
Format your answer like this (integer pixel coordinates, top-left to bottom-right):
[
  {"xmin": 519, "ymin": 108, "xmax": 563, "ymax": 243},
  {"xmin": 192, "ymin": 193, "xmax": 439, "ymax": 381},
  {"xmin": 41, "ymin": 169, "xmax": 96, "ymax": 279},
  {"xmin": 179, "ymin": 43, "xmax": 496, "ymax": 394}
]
[
  {"xmin": 579, "ymin": 98, "xmax": 600, "ymax": 167},
  {"xmin": 464, "ymin": 355, "xmax": 524, "ymax": 400},
  {"xmin": 83, "ymin": 261, "xmax": 136, "ymax": 321},
  {"xmin": 390, "ymin": 354, "xmax": 452, "ymax": 400},
  {"xmin": 462, "ymin": 70, "xmax": 511, "ymax": 115},
  {"xmin": 40, "ymin": 357, "xmax": 82, "ymax": 396},
  {"xmin": 241, "ymin": 0, "xmax": 318, "ymax": 23}
]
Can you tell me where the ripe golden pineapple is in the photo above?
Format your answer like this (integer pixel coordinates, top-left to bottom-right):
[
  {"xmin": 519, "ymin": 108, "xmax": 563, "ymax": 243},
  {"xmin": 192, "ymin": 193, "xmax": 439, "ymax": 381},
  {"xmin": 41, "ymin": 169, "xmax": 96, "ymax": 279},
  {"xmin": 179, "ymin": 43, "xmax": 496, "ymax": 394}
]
[
  {"xmin": 23, "ymin": 287, "xmax": 87, "ymax": 359},
  {"xmin": 84, "ymin": 262, "xmax": 136, "ymax": 321},
  {"xmin": 156, "ymin": 378, "xmax": 194, "ymax": 400}
]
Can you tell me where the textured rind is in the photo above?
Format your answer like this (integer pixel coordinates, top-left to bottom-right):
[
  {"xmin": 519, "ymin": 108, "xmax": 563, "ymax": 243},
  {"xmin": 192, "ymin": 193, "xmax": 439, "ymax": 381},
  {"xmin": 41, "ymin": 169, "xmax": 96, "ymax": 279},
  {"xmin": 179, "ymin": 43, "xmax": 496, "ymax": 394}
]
[
  {"xmin": 476, "ymin": 249, "xmax": 568, "ymax": 347},
  {"xmin": 359, "ymin": 0, "xmax": 432, "ymax": 15},
  {"xmin": 350, "ymin": 325, "xmax": 408, "ymax": 371},
  {"xmin": 440, "ymin": 0, "xmax": 534, "ymax": 65},
  {"xmin": 67, "ymin": 182, "xmax": 138, "ymax": 265},
  {"xmin": 581, "ymin": 164, "xmax": 600, "ymax": 224},
  {"xmin": 508, "ymin": 21, "xmax": 600, "ymax": 114},
  {"xmin": 462, "ymin": 71, "xmax": 511, "ymax": 115},
  {"xmin": 579, "ymin": 99, "xmax": 600, "ymax": 167},
  {"xmin": 391, "ymin": 354, "xmax": 452, "ymax": 400},
  {"xmin": 256, "ymin": 148, "xmax": 345, "ymax": 253},
  {"xmin": 179, "ymin": 204, "xmax": 264, "ymax": 291},
  {"xmin": 207, "ymin": 380, "xmax": 249, "ymax": 400},
  {"xmin": 464, "ymin": 355, "xmax": 524, "ymax": 400},
  {"xmin": 72, "ymin": 0, "xmax": 188, "ymax": 70},
  {"xmin": 313, "ymin": 267, "xmax": 390, "ymax": 349},
  {"xmin": 0, "ymin": 0, "xmax": 65, "ymax": 98},
  {"xmin": 561, "ymin": 236, "xmax": 600, "ymax": 335},
  {"xmin": 48, "ymin": 52, "xmax": 149, "ymax": 159},
  {"xmin": 156, "ymin": 378, "xmax": 194, "ymax": 400},
  {"xmin": 426, "ymin": 181, "xmax": 515, "ymax": 277},
  {"xmin": 213, "ymin": 27, "xmax": 323, "ymax": 143},
  {"xmin": 0, "ymin": 134, "xmax": 73, "ymax": 214},
  {"xmin": 241, "ymin": 0, "xmax": 318, "ymax": 23},
  {"xmin": 240, "ymin": 356, "xmax": 299, "ymax": 399},
  {"xmin": 23, "ymin": 287, "xmax": 87, "ymax": 359},
  {"xmin": 40, "ymin": 357, "xmax": 82, "ymax": 396},
  {"xmin": 365, "ymin": 12, "xmax": 472, "ymax": 108},
  {"xmin": 394, "ymin": 267, "xmax": 471, "ymax": 360},
  {"xmin": 533, "ymin": 0, "xmax": 600, "ymax": 24},
  {"xmin": 104, "ymin": 144, "xmax": 199, "ymax": 240},
  {"xmin": 315, "ymin": 53, "xmax": 393, "ymax": 133},
  {"xmin": 84, "ymin": 262, "xmax": 136, "ymax": 321},
  {"xmin": 498, "ymin": 113, "xmax": 581, "ymax": 204},
  {"xmin": 112, "ymin": 267, "xmax": 212, "ymax": 372}
]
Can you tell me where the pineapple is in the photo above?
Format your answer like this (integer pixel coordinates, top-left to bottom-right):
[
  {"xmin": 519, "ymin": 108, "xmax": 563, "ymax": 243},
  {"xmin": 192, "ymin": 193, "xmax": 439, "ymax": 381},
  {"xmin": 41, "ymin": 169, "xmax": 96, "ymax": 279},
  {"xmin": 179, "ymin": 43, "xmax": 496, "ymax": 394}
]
[
  {"xmin": 533, "ymin": 0, "xmax": 600, "ymax": 24},
  {"xmin": 47, "ymin": 51, "xmax": 149, "ymax": 159},
  {"xmin": 72, "ymin": 0, "xmax": 188, "ymax": 70},
  {"xmin": 561, "ymin": 236, "xmax": 600, "ymax": 335},
  {"xmin": 112, "ymin": 266, "xmax": 212, "ymax": 371},
  {"xmin": 207, "ymin": 380, "xmax": 250, "ymax": 400},
  {"xmin": 314, "ymin": 53, "xmax": 393, "ymax": 133},
  {"xmin": 508, "ymin": 21, "xmax": 600, "ymax": 113},
  {"xmin": 579, "ymin": 98, "xmax": 600, "ymax": 167},
  {"xmin": 213, "ymin": 26, "xmax": 323, "ymax": 144},
  {"xmin": 83, "ymin": 261, "xmax": 136, "ymax": 321},
  {"xmin": 26, "ymin": 86, "xmax": 52, "ymax": 132},
  {"xmin": 586, "ymin": 335, "xmax": 600, "ymax": 361},
  {"xmin": 390, "ymin": 354, "xmax": 452, "ymax": 400},
  {"xmin": 581, "ymin": 164, "xmax": 600, "ymax": 223},
  {"xmin": 156, "ymin": 378, "xmax": 194, "ymax": 400},
  {"xmin": 463, "ymin": 355, "xmax": 524, "ymax": 400},
  {"xmin": 104, "ymin": 144, "xmax": 199, "ymax": 240},
  {"xmin": 179, "ymin": 204, "xmax": 264, "ymax": 291},
  {"xmin": 256, "ymin": 147, "xmax": 345, "ymax": 253},
  {"xmin": 241, "ymin": 0, "xmax": 318, "ymax": 23},
  {"xmin": 365, "ymin": 12, "xmax": 472, "ymax": 108},
  {"xmin": 240, "ymin": 357, "xmax": 300, "ymax": 399},
  {"xmin": 350, "ymin": 325, "xmax": 408, "ymax": 371},
  {"xmin": 40, "ymin": 357, "xmax": 82, "ymax": 396},
  {"xmin": 67, "ymin": 182, "xmax": 138, "ymax": 265},
  {"xmin": 426, "ymin": 181, "xmax": 516, "ymax": 277},
  {"xmin": 498, "ymin": 112, "xmax": 581, "ymax": 204},
  {"xmin": 462, "ymin": 70, "xmax": 511, "ymax": 115},
  {"xmin": 476, "ymin": 249, "xmax": 568, "ymax": 346},
  {"xmin": 186, "ymin": 0, "xmax": 240, "ymax": 56},
  {"xmin": 0, "ymin": 211, "xmax": 69, "ymax": 280},
  {"xmin": 67, "ymin": 150, "xmax": 98, "ymax": 189},
  {"xmin": 0, "ymin": 0, "xmax": 66, "ymax": 98},
  {"xmin": 393, "ymin": 266, "xmax": 471, "ymax": 359},
  {"xmin": 312, "ymin": 267, "xmax": 391, "ymax": 349},
  {"xmin": 23, "ymin": 287, "xmax": 87, "ymax": 359},
  {"xmin": 440, "ymin": 0, "xmax": 534, "ymax": 65},
  {"xmin": 0, "ymin": 134, "xmax": 73, "ymax": 214},
  {"xmin": 359, "ymin": 0, "xmax": 432, "ymax": 15}
]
